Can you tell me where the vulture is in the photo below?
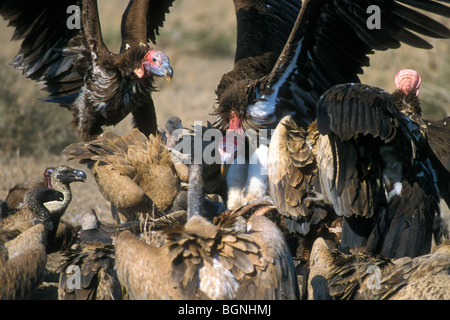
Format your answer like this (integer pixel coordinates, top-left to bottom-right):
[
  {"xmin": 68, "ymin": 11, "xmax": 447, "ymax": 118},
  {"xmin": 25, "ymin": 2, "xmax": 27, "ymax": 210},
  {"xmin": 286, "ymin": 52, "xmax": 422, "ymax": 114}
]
[
  {"xmin": 115, "ymin": 163, "xmax": 299, "ymax": 300},
  {"xmin": 213, "ymin": 0, "xmax": 450, "ymax": 210},
  {"xmin": 308, "ymin": 237, "xmax": 450, "ymax": 300},
  {"xmin": 0, "ymin": 0, "xmax": 174, "ymax": 141},
  {"xmin": 315, "ymin": 69, "xmax": 450, "ymax": 259},
  {"xmin": 5, "ymin": 167, "xmax": 54, "ymax": 209},
  {"xmin": 0, "ymin": 186, "xmax": 64, "ymax": 300},
  {"xmin": 0, "ymin": 186, "xmax": 64, "ymax": 231},
  {"xmin": 1, "ymin": 166, "xmax": 87, "ymax": 253},
  {"xmin": 43, "ymin": 165, "xmax": 87, "ymax": 252},
  {"xmin": 57, "ymin": 208, "xmax": 170, "ymax": 300},
  {"xmin": 63, "ymin": 129, "xmax": 183, "ymax": 223},
  {"xmin": 161, "ymin": 116, "xmax": 183, "ymax": 148}
]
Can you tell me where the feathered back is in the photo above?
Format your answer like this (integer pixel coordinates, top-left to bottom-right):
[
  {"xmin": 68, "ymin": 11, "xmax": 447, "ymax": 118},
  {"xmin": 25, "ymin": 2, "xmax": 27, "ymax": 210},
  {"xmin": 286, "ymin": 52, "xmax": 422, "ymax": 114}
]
[{"xmin": 64, "ymin": 130, "xmax": 180, "ymax": 212}]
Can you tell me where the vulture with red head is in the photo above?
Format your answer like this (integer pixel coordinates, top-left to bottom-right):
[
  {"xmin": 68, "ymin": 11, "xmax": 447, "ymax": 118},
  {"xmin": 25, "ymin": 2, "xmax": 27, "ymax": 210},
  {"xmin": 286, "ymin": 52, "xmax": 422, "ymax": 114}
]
[
  {"xmin": 214, "ymin": 0, "xmax": 450, "ymax": 210},
  {"xmin": 0, "ymin": 0, "xmax": 174, "ymax": 141},
  {"xmin": 315, "ymin": 69, "xmax": 450, "ymax": 259}
]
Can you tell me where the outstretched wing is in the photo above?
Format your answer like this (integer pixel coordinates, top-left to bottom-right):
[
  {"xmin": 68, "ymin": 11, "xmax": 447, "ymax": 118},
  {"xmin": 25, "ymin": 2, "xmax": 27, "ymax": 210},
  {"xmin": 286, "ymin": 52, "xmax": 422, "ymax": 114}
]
[
  {"xmin": 213, "ymin": 0, "xmax": 301, "ymax": 130},
  {"xmin": 1, "ymin": 0, "xmax": 111, "ymax": 101},
  {"xmin": 120, "ymin": 0, "xmax": 175, "ymax": 52},
  {"xmin": 256, "ymin": 0, "xmax": 450, "ymax": 128}
]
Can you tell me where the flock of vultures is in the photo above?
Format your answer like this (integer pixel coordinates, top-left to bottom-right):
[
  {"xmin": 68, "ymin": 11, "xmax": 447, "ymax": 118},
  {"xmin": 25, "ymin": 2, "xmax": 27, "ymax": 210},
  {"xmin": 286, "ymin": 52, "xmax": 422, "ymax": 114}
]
[{"xmin": 1, "ymin": 0, "xmax": 450, "ymax": 300}]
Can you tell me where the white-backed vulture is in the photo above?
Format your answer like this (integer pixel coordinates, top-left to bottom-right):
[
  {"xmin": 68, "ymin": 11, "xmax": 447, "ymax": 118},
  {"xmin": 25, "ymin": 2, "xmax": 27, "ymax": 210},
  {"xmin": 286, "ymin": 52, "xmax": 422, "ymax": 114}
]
[
  {"xmin": 0, "ymin": 186, "xmax": 64, "ymax": 300},
  {"xmin": 64, "ymin": 129, "xmax": 182, "ymax": 223}
]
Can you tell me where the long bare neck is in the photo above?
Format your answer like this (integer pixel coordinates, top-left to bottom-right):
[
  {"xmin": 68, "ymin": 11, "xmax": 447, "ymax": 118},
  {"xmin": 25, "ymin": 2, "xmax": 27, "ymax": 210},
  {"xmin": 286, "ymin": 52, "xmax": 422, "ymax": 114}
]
[
  {"xmin": 44, "ymin": 182, "xmax": 71, "ymax": 218},
  {"xmin": 187, "ymin": 163, "xmax": 204, "ymax": 220},
  {"xmin": 25, "ymin": 194, "xmax": 52, "ymax": 229}
]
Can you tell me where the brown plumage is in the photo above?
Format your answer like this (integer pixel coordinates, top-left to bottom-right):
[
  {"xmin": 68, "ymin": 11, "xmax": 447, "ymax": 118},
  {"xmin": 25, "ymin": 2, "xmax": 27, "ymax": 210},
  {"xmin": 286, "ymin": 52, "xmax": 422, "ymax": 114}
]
[
  {"xmin": 115, "ymin": 163, "xmax": 299, "ymax": 300},
  {"xmin": 1, "ymin": 166, "xmax": 86, "ymax": 254},
  {"xmin": 56, "ymin": 207, "xmax": 169, "ymax": 300},
  {"xmin": 1, "ymin": 186, "xmax": 64, "ymax": 231},
  {"xmin": 214, "ymin": 0, "xmax": 450, "ymax": 209},
  {"xmin": 268, "ymin": 114, "xmax": 338, "ymax": 233},
  {"xmin": 64, "ymin": 129, "xmax": 181, "ymax": 223},
  {"xmin": 57, "ymin": 241, "xmax": 121, "ymax": 300},
  {"xmin": 0, "ymin": 224, "xmax": 48, "ymax": 300},
  {"xmin": 0, "ymin": 186, "xmax": 64, "ymax": 300},
  {"xmin": 309, "ymin": 238, "xmax": 450, "ymax": 300},
  {"xmin": 4, "ymin": 167, "xmax": 54, "ymax": 209},
  {"xmin": 0, "ymin": 0, "xmax": 174, "ymax": 141}
]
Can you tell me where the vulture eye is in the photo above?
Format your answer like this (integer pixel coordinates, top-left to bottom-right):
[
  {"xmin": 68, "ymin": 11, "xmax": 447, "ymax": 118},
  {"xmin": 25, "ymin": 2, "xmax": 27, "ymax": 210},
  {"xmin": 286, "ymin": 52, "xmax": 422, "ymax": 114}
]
[{"xmin": 152, "ymin": 57, "xmax": 157, "ymax": 63}]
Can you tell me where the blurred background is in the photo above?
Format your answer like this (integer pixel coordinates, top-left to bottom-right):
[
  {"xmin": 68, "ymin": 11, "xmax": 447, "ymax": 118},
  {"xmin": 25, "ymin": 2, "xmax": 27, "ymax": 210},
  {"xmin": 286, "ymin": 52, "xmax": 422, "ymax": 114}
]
[{"xmin": 0, "ymin": 0, "xmax": 449, "ymax": 225}]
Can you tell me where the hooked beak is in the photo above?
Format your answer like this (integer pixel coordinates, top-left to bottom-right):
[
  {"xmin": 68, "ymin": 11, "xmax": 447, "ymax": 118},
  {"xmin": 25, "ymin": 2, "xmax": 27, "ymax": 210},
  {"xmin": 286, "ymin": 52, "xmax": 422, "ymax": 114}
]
[
  {"xmin": 142, "ymin": 59, "xmax": 173, "ymax": 81},
  {"xmin": 163, "ymin": 62, "xmax": 173, "ymax": 82},
  {"xmin": 72, "ymin": 169, "xmax": 87, "ymax": 182}
]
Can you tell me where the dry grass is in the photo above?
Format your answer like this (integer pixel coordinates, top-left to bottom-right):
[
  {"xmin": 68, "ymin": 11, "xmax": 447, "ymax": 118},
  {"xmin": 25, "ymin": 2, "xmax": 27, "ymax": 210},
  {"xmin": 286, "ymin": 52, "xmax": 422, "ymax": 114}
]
[{"xmin": 0, "ymin": 0, "xmax": 449, "ymax": 226}]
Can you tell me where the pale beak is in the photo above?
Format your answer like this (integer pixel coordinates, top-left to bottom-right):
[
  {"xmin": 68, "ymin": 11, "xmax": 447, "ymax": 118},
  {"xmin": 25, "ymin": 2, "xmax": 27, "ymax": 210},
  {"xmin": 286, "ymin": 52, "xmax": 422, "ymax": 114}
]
[
  {"xmin": 163, "ymin": 63, "xmax": 173, "ymax": 82},
  {"xmin": 143, "ymin": 60, "xmax": 173, "ymax": 81}
]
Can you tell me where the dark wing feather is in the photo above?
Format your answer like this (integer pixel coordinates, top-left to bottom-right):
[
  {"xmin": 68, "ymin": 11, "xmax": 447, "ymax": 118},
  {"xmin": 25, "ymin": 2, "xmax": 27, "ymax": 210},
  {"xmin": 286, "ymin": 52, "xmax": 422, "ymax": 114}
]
[
  {"xmin": 233, "ymin": 0, "xmax": 300, "ymax": 65},
  {"xmin": 1, "ymin": 0, "xmax": 111, "ymax": 101},
  {"xmin": 317, "ymin": 83, "xmax": 402, "ymax": 142},
  {"xmin": 120, "ymin": 0, "xmax": 175, "ymax": 52},
  {"xmin": 424, "ymin": 116, "xmax": 450, "ymax": 173},
  {"xmin": 256, "ymin": 0, "xmax": 450, "ymax": 128},
  {"xmin": 422, "ymin": 116, "xmax": 450, "ymax": 209},
  {"xmin": 316, "ymin": 83, "xmax": 406, "ymax": 220},
  {"xmin": 213, "ymin": 0, "xmax": 301, "ymax": 129}
]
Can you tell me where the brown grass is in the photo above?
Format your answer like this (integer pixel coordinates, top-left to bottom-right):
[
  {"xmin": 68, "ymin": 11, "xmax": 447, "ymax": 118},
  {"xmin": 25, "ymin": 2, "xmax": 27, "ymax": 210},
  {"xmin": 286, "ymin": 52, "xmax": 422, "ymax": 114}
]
[{"xmin": 0, "ymin": 0, "xmax": 449, "ymax": 225}]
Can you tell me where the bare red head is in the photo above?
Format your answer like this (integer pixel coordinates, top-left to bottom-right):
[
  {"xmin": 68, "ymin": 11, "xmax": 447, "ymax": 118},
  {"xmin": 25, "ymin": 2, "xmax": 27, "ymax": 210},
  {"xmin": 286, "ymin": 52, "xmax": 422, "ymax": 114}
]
[
  {"xmin": 395, "ymin": 69, "xmax": 421, "ymax": 96},
  {"xmin": 134, "ymin": 50, "xmax": 173, "ymax": 81},
  {"xmin": 44, "ymin": 167, "xmax": 55, "ymax": 189},
  {"xmin": 219, "ymin": 113, "xmax": 245, "ymax": 174}
]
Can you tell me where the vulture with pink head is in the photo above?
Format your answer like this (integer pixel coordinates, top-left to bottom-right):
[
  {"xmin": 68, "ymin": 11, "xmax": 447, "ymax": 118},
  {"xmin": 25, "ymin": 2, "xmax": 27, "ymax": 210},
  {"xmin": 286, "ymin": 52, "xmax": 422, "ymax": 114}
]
[
  {"xmin": 315, "ymin": 69, "xmax": 450, "ymax": 259},
  {"xmin": 213, "ymin": 0, "xmax": 450, "ymax": 211},
  {"xmin": 0, "ymin": 0, "xmax": 174, "ymax": 141}
]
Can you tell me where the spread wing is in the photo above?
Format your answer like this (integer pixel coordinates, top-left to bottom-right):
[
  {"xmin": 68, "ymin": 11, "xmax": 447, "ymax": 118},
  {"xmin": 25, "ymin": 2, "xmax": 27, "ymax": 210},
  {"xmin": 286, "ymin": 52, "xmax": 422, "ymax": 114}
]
[
  {"xmin": 251, "ymin": 0, "xmax": 450, "ymax": 129},
  {"xmin": 1, "ymin": 0, "xmax": 111, "ymax": 101},
  {"xmin": 120, "ymin": 0, "xmax": 175, "ymax": 52}
]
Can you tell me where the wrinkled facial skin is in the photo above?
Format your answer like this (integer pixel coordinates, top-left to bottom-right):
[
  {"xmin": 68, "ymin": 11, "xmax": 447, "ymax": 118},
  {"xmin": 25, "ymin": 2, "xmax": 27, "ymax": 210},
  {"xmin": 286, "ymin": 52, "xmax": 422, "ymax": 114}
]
[{"xmin": 134, "ymin": 50, "xmax": 173, "ymax": 81}]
